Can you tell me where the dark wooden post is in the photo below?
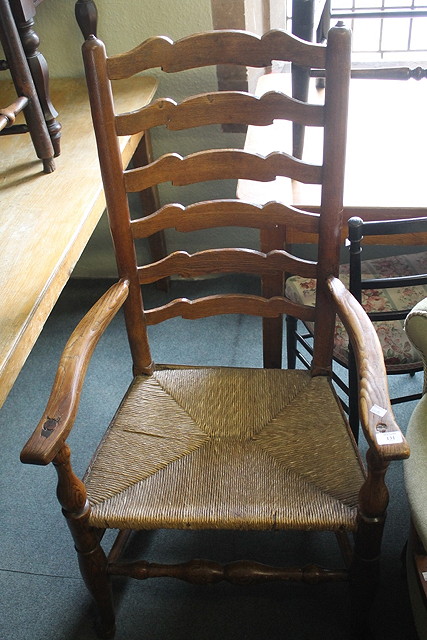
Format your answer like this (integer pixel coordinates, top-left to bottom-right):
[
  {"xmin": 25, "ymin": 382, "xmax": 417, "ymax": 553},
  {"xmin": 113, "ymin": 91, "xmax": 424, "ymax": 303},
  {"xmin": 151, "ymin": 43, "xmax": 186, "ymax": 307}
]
[{"xmin": 9, "ymin": 0, "xmax": 61, "ymax": 156}]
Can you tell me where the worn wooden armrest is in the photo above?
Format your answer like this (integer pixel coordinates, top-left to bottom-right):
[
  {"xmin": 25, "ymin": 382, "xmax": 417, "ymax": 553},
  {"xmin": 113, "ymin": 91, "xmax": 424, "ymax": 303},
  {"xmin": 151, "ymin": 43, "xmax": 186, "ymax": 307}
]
[
  {"xmin": 328, "ymin": 276, "xmax": 409, "ymax": 462},
  {"xmin": 20, "ymin": 279, "xmax": 129, "ymax": 466}
]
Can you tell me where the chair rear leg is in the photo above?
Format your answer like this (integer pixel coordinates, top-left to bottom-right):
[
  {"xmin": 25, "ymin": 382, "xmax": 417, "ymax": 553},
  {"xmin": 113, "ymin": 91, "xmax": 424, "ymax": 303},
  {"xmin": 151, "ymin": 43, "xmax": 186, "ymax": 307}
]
[
  {"xmin": 53, "ymin": 445, "xmax": 116, "ymax": 638},
  {"xmin": 348, "ymin": 346, "xmax": 360, "ymax": 442},
  {"xmin": 349, "ymin": 537, "xmax": 381, "ymax": 638}
]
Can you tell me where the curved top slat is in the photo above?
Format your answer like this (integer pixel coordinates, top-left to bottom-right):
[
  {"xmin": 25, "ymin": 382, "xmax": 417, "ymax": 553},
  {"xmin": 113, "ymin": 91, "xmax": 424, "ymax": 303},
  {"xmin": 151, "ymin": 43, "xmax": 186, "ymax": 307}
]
[
  {"xmin": 115, "ymin": 91, "xmax": 324, "ymax": 135},
  {"xmin": 107, "ymin": 30, "xmax": 326, "ymax": 79},
  {"xmin": 124, "ymin": 150, "xmax": 322, "ymax": 192},
  {"xmin": 131, "ymin": 200, "xmax": 320, "ymax": 238}
]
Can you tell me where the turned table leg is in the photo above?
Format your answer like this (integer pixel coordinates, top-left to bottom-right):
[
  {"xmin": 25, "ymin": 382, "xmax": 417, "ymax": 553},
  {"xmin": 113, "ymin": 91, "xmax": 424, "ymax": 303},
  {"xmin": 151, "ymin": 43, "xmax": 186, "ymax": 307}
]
[
  {"xmin": 10, "ymin": 0, "xmax": 61, "ymax": 157},
  {"xmin": 0, "ymin": 0, "xmax": 56, "ymax": 172}
]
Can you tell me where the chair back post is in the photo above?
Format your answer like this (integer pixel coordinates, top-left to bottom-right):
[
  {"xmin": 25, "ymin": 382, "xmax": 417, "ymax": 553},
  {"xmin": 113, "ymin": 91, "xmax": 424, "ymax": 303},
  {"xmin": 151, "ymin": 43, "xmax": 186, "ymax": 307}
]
[
  {"xmin": 82, "ymin": 36, "xmax": 153, "ymax": 375},
  {"xmin": 312, "ymin": 23, "xmax": 351, "ymax": 376},
  {"xmin": 348, "ymin": 216, "xmax": 364, "ymax": 303},
  {"xmin": 347, "ymin": 216, "xmax": 364, "ymax": 439}
]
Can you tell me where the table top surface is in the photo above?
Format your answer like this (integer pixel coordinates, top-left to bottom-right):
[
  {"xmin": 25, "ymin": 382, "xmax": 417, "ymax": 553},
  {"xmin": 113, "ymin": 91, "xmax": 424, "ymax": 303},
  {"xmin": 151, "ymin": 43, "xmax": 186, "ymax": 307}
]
[
  {"xmin": 238, "ymin": 72, "xmax": 427, "ymax": 208},
  {"xmin": 0, "ymin": 75, "xmax": 157, "ymax": 408}
]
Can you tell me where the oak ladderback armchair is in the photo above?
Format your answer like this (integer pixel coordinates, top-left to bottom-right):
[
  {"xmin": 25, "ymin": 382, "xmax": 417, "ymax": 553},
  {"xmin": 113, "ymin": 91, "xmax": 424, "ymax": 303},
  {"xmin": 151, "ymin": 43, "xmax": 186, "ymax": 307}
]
[{"xmin": 21, "ymin": 25, "xmax": 409, "ymax": 638}]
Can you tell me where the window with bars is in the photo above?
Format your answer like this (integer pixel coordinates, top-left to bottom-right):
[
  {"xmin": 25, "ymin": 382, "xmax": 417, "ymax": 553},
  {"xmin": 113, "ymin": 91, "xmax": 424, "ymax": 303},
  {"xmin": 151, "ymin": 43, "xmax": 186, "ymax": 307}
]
[{"xmin": 331, "ymin": 0, "xmax": 427, "ymax": 62}]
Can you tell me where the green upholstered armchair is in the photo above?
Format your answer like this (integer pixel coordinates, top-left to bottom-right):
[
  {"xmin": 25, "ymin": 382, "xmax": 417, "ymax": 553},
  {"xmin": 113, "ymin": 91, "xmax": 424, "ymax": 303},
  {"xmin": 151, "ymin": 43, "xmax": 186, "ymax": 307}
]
[{"xmin": 404, "ymin": 298, "xmax": 427, "ymax": 640}]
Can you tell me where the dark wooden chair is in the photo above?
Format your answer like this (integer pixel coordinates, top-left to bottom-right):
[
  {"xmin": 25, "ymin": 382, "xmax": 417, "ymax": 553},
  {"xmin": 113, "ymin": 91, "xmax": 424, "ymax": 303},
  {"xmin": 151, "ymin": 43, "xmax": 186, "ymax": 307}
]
[
  {"xmin": 21, "ymin": 25, "xmax": 409, "ymax": 639},
  {"xmin": 0, "ymin": 0, "xmax": 56, "ymax": 172},
  {"xmin": 291, "ymin": 0, "xmax": 330, "ymax": 158},
  {"xmin": 286, "ymin": 216, "xmax": 427, "ymax": 438},
  {"xmin": 9, "ymin": 0, "xmax": 61, "ymax": 157}
]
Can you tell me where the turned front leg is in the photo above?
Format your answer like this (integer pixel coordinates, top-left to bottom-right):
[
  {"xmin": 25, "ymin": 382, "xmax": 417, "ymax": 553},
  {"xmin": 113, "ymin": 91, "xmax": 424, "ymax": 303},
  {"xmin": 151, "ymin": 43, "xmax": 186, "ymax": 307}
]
[{"xmin": 53, "ymin": 445, "xmax": 115, "ymax": 638}]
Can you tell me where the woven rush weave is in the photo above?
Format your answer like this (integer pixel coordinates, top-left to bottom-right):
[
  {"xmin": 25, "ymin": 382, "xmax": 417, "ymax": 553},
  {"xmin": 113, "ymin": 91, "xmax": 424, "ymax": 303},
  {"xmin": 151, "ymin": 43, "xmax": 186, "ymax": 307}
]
[{"xmin": 85, "ymin": 367, "xmax": 365, "ymax": 531}]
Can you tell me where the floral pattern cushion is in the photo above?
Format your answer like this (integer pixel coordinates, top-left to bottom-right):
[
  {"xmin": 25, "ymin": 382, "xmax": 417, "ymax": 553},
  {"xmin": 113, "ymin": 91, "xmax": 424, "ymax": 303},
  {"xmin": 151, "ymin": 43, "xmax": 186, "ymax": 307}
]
[{"xmin": 285, "ymin": 251, "xmax": 427, "ymax": 372}]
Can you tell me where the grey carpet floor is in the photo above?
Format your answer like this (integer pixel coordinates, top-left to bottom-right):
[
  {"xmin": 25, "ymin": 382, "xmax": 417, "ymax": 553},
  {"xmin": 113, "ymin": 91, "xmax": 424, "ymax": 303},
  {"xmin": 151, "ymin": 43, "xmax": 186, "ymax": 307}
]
[{"xmin": 0, "ymin": 276, "xmax": 421, "ymax": 640}]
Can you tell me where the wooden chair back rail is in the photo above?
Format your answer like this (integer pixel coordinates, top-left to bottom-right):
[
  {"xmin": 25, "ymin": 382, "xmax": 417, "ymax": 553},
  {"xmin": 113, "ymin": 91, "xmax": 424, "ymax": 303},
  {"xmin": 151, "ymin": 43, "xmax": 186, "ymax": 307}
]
[
  {"xmin": 144, "ymin": 294, "xmax": 316, "ymax": 325},
  {"xmin": 106, "ymin": 30, "xmax": 327, "ymax": 80},
  {"xmin": 311, "ymin": 66, "xmax": 427, "ymax": 81},
  {"xmin": 130, "ymin": 201, "xmax": 321, "ymax": 239},
  {"xmin": 124, "ymin": 151, "xmax": 323, "ymax": 193},
  {"xmin": 0, "ymin": 95, "xmax": 28, "ymax": 131},
  {"xmin": 287, "ymin": 206, "xmax": 427, "ymax": 245},
  {"xmin": 368, "ymin": 309, "xmax": 422, "ymax": 322},
  {"xmin": 300, "ymin": 206, "xmax": 427, "ymax": 219},
  {"xmin": 287, "ymin": 231, "xmax": 427, "ymax": 245},
  {"xmin": 137, "ymin": 248, "xmax": 317, "ymax": 285},
  {"xmin": 354, "ymin": 216, "xmax": 427, "ymax": 237},
  {"xmin": 115, "ymin": 92, "xmax": 325, "ymax": 136},
  {"xmin": 362, "ymin": 274, "xmax": 427, "ymax": 291}
]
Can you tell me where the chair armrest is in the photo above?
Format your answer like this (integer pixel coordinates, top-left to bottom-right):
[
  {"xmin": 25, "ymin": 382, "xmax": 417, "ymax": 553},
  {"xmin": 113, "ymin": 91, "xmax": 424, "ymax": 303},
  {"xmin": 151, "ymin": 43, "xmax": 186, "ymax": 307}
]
[
  {"xmin": 405, "ymin": 297, "xmax": 427, "ymax": 392},
  {"xmin": 328, "ymin": 276, "xmax": 409, "ymax": 462},
  {"xmin": 20, "ymin": 279, "xmax": 129, "ymax": 466}
]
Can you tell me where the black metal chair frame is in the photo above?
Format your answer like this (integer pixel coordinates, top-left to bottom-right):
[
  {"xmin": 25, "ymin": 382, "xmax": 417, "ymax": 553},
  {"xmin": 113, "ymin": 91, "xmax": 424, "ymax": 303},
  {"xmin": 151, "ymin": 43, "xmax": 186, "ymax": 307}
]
[{"xmin": 287, "ymin": 215, "xmax": 427, "ymax": 440}]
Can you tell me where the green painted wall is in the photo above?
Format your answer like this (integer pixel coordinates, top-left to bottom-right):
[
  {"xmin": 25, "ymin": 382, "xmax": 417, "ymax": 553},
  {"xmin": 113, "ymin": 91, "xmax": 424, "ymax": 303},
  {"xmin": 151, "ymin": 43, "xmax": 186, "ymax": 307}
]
[{"xmin": 34, "ymin": 0, "xmax": 214, "ymax": 77}]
